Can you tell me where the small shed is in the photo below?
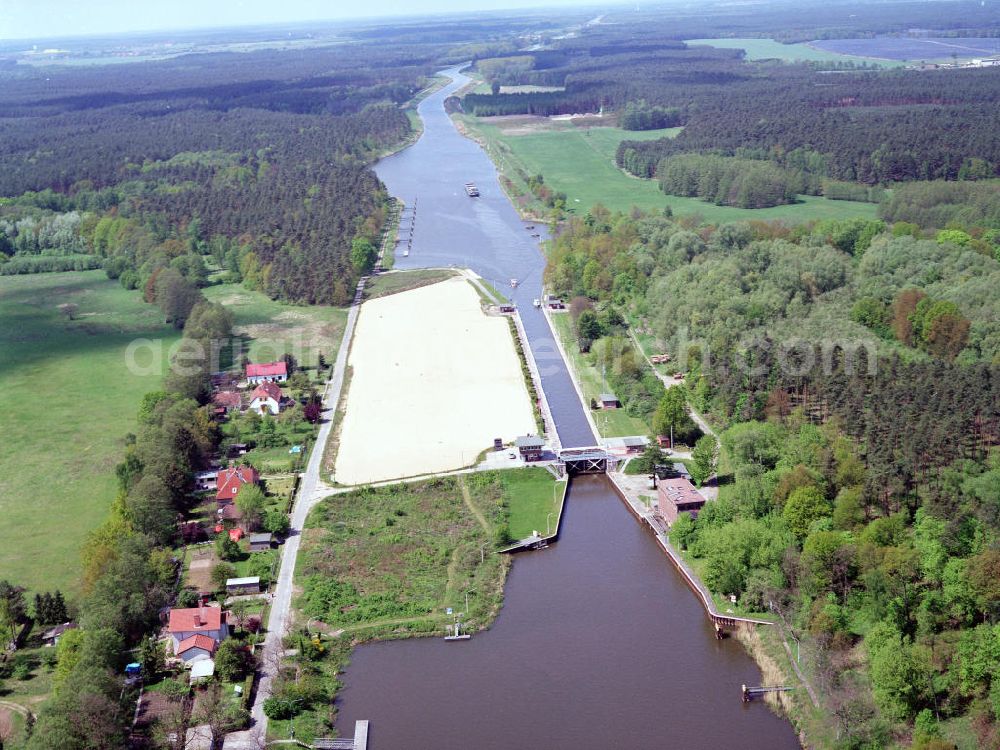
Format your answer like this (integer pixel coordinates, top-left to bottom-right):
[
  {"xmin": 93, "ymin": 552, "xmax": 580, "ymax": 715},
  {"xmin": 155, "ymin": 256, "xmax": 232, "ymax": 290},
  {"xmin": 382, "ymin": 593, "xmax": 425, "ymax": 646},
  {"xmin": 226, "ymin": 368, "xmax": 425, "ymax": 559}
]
[
  {"xmin": 226, "ymin": 577, "xmax": 261, "ymax": 595},
  {"xmin": 514, "ymin": 435, "xmax": 545, "ymax": 462},
  {"xmin": 189, "ymin": 658, "xmax": 216, "ymax": 684},
  {"xmin": 41, "ymin": 621, "xmax": 77, "ymax": 647},
  {"xmin": 248, "ymin": 533, "xmax": 273, "ymax": 552},
  {"xmin": 599, "ymin": 393, "xmax": 620, "ymax": 409},
  {"xmin": 622, "ymin": 436, "xmax": 649, "ymax": 454}
]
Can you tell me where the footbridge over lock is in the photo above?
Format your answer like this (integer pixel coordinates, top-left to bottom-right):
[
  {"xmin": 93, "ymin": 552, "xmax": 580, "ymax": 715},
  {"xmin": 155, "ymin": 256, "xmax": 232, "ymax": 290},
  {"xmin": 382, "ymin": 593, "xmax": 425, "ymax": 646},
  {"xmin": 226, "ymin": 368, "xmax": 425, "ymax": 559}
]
[{"xmin": 558, "ymin": 447, "xmax": 617, "ymax": 475}]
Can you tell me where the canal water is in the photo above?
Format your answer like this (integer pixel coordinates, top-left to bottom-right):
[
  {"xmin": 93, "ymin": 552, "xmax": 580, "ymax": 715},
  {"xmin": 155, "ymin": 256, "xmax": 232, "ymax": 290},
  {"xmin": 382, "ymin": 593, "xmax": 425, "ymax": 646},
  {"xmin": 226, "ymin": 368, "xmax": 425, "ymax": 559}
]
[
  {"xmin": 332, "ymin": 69, "xmax": 801, "ymax": 748},
  {"xmin": 375, "ymin": 67, "xmax": 595, "ymax": 449}
]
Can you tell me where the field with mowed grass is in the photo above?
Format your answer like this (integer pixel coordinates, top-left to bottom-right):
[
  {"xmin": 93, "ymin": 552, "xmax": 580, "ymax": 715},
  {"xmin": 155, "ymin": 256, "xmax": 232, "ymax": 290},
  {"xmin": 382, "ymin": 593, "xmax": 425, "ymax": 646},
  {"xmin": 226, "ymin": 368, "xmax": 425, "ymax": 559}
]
[
  {"xmin": 202, "ymin": 283, "xmax": 346, "ymax": 369},
  {"xmin": 501, "ymin": 468, "xmax": 566, "ymax": 541},
  {"xmin": 463, "ymin": 115, "xmax": 879, "ymax": 223},
  {"xmin": 0, "ymin": 271, "xmax": 181, "ymax": 594}
]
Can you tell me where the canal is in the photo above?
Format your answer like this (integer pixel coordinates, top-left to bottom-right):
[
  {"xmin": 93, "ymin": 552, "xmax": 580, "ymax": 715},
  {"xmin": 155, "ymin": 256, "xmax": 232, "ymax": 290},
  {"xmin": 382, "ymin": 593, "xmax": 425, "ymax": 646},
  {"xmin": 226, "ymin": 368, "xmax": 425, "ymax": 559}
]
[{"xmin": 332, "ymin": 68, "xmax": 801, "ymax": 749}]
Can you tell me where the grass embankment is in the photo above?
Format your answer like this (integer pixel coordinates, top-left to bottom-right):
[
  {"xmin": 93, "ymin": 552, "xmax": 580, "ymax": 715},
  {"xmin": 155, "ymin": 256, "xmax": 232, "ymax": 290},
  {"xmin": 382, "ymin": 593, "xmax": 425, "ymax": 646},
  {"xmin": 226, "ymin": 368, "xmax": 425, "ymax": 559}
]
[
  {"xmin": 283, "ymin": 469, "xmax": 564, "ymax": 741},
  {"xmin": 460, "ymin": 115, "xmax": 878, "ymax": 223},
  {"xmin": 361, "ymin": 268, "xmax": 458, "ymax": 301},
  {"xmin": 548, "ymin": 313, "xmax": 650, "ymax": 438},
  {"xmin": 501, "ymin": 467, "xmax": 566, "ymax": 540},
  {"xmin": 684, "ymin": 37, "xmax": 905, "ymax": 67},
  {"xmin": 0, "ymin": 271, "xmax": 181, "ymax": 594}
]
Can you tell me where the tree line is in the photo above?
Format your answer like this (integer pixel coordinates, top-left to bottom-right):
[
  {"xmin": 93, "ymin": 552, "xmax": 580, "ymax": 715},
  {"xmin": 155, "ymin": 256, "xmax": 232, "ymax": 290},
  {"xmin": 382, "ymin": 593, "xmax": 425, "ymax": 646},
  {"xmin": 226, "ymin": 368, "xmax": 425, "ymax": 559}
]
[{"xmin": 544, "ymin": 202, "xmax": 1000, "ymax": 746}]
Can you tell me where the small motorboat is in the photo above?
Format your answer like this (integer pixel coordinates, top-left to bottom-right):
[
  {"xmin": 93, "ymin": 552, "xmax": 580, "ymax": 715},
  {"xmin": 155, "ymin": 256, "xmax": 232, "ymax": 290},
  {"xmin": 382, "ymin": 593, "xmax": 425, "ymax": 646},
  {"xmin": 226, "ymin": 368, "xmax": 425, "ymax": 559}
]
[{"xmin": 510, "ymin": 278, "xmax": 519, "ymax": 288}]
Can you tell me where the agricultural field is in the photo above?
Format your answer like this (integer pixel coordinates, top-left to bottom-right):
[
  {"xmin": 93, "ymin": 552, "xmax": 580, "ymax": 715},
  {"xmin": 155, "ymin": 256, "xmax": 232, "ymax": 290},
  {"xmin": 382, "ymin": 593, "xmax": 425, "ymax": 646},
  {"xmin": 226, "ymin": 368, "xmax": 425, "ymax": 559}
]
[
  {"xmin": 332, "ymin": 277, "xmax": 535, "ymax": 485},
  {"xmin": 464, "ymin": 116, "xmax": 879, "ymax": 222},
  {"xmin": 810, "ymin": 36, "xmax": 1000, "ymax": 61},
  {"xmin": 0, "ymin": 271, "xmax": 181, "ymax": 595},
  {"xmin": 202, "ymin": 283, "xmax": 346, "ymax": 370},
  {"xmin": 684, "ymin": 37, "xmax": 904, "ymax": 66}
]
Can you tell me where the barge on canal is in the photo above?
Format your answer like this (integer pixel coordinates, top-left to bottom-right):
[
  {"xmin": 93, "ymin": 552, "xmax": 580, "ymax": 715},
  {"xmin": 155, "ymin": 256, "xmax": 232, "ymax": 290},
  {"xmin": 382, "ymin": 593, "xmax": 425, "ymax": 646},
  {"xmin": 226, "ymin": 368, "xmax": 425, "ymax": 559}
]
[{"xmin": 464, "ymin": 182, "xmax": 480, "ymax": 197}]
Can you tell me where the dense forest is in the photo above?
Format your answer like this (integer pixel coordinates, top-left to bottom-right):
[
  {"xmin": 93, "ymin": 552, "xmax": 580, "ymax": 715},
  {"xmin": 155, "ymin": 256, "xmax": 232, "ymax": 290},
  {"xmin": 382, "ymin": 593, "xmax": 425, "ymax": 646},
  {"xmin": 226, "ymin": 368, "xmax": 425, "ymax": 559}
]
[
  {"xmin": 546, "ymin": 202, "xmax": 1000, "ymax": 747},
  {"xmin": 0, "ymin": 41, "xmax": 439, "ymax": 302},
  {"xmin": 615, "ymin": 65, "xmax": 1000, "ymax": 184}
]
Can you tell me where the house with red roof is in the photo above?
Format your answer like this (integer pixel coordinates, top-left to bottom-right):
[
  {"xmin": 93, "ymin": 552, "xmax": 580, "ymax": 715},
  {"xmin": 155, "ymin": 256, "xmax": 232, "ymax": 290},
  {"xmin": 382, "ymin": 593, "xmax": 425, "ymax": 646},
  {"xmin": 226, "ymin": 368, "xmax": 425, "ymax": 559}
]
[
  {"xmin": 175, "ymin": 634, "xmax": 218, "ymax": 664},
  {"xmin": 215, "ymin": 465, "xmax": 260, "ymax": 504},
  {"xmin": 248, "ymin": 381, "xmax": 284, "ymax": 416},
  {"xmin": 167, "ymin": 607, "xmax": 229, "ymax": 655},
  {"xmin": 246, "ymin": 361, "xmax": 287, "ymax": 384},
  {"xmin": 212, "ymin": 390, "xmax": 243, "ymax": 415}
]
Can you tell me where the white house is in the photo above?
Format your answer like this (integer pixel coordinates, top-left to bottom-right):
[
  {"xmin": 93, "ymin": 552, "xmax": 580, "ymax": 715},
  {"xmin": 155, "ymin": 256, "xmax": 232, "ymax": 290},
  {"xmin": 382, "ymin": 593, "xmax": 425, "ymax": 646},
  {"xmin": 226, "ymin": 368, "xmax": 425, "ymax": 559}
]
[
  {"xmin": 246, "ymin": 361, "xmax": 287, "ymax": 384},
  {"xmin": 167, "ymin": 607, "xmax": 229, "ymax": 655},
  {"xmin": 248, "ymin": 381, "xmax": 283, "ymax": 416}
]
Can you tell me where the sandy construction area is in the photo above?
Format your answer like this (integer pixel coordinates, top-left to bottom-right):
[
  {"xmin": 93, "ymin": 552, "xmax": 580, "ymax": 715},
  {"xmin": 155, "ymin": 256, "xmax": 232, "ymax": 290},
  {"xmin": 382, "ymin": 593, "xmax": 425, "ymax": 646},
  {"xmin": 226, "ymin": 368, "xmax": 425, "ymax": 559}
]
[{"xmin": 334, "ymin": 276, "xmax": 536, "ymax": 485}]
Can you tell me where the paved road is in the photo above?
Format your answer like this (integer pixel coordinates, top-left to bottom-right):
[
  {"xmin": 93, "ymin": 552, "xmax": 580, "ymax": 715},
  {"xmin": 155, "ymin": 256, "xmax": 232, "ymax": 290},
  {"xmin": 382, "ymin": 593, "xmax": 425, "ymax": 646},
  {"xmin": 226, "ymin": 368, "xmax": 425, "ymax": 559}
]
[{"xmin": 225, "ymin": 279, "xmax": 366, "ymax": 749}]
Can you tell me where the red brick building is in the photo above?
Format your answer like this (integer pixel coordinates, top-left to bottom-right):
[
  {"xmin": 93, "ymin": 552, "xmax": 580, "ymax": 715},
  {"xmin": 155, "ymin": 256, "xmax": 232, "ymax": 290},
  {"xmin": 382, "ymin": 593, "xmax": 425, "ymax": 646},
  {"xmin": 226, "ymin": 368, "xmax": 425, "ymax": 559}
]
[{"xmin": 657, "ymin": 477, "xmax": 706, "ymax": 525}]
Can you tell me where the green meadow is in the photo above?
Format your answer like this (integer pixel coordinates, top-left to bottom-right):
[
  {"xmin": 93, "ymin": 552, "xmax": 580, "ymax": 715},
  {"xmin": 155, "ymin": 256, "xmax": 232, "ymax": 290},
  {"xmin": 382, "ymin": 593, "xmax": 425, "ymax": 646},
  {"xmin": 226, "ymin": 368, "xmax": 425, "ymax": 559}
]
[
  {"xmin": 501, "ymin": 467, "xmax": 566, "ymax": 540},
  {"xmin": 0, "ymin": 275, "xmax": 347, "ymax": 596},
  {"xmin": 202, "ymin": 283, "xmax": 347, "ymax": 369},
  {"xmin": 465, "ymin": 117, "xmax": 878, "ymax": 223},
  {"xmin": 0, "ymin": 271, "xmax": 181, "ymax": 594}
]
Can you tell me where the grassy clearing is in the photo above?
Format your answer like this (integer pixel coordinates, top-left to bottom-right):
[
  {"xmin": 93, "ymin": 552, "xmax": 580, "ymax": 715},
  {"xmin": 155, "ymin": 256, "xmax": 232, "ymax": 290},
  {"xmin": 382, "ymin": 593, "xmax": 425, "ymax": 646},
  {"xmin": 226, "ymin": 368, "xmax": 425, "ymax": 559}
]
[
  {"xmin": 0, "ymin": 271, "xmax": 181, "ymax": 595},
  {"xmin": 362, "ymin": 268, "xmax": 458, "ymax": 301},
  {"xmin": 549, "ymin": 313, "xmax": 650, "ymax": 437},
  {"xmin": 684, "ymin": 38, "xmax": 904, "ymax": 67},
  {"xmin": 202, "ymin": 283, "xmax": 346, "ymax": 369},
  {"xmin": 297, "ymin": 473, "xmax": 511, "ymax": 636},
  {"xmin": 0, "ymin": 639, "xmax": 57, "ymax": 719},
  {"xmin": 501, "ymin": 468, "xmax": 566, "ymax": 540},
  {"xmin": 462, "ymin": 115, "xmax": 878, "ymax": 223}
]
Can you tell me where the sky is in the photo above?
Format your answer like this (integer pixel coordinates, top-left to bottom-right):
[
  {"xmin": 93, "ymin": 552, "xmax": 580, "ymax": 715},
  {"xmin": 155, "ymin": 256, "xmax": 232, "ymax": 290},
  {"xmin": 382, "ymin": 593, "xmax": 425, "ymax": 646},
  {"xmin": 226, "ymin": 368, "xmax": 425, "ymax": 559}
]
[{"xmin": 0, "ymin": 0, "xmax": 607, "ymax": 41}]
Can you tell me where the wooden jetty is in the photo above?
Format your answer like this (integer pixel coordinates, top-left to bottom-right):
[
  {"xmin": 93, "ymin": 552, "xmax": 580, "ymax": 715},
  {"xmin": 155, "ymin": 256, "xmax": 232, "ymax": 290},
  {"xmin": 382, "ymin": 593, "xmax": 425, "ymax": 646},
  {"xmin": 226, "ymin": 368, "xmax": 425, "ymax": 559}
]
[
  {"xmin": 314, "ymin": 720, "xmax": 369, "ymax": 749},
  {"xmin": 500, "ymin": 532, "xmax": 547, "ymax": 553},
  {"xmin": 742, "ymin": 684, "xmax": 795, "ymax": 702},
  {"xmin": 444, "ymin": 622, "xmax": 471, "ymax": 641}
]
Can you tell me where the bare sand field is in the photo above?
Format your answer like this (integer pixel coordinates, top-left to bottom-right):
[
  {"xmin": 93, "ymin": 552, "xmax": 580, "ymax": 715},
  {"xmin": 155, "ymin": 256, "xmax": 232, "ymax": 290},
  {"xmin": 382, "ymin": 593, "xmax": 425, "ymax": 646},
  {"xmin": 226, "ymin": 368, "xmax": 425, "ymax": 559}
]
[{"xmin": 333, "ymin": 276, "xmax": 536, "ymax": 485}]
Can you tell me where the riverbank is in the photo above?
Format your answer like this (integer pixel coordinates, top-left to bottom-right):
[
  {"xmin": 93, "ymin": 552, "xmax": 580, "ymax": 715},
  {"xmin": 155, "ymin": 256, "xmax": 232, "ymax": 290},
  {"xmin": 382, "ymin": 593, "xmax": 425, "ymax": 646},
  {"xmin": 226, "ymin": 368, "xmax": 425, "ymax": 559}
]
[
  {"xmin": 451, "ymin": 75, "xmax": 877, "ymax": 225},
  {"xmin": 373, "ymin": 74, "xmax": 451, "ymax": 161}
]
